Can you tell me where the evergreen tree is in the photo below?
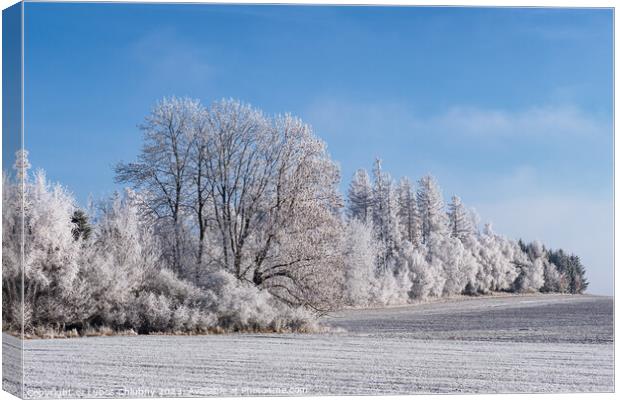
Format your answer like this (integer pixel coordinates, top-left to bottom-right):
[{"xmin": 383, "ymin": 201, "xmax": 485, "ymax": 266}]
[
  {"xmin": 396, "ymin": 177, "xmax": 422, "ymax": 247},
  {"xmin": 547, "ymin": 248, "xmax": 589, "ymax": 294},
  {"xmin": 71, "ymin": 209, "xmax": 92, "ymax": 241},
  {"xmin": 447, "ymin": 195, "xmax": 473, "ymax": 241},
  {"xmin": 416, "ymin": 175, "xmax": 447, "ymax": 245},
  {"xmin": 347, "ymin": 168, "xmax": 373, "ymax": 224},
  {"xmin": 371, "ymin": 159, "xmax": 402, "ymax": 272}
]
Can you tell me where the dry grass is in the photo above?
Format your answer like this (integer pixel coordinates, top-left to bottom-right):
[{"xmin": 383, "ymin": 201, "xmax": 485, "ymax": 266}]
[
  {"xmin": 4, "ymin": 326, "xmax": 139, "ymax": 340},
  {"xmin": 3, "ymin": 293, "xmax": 584, "ymax": 340},
  {"xmin": 5, "ymin": 321, "xmax": 325, "ymax": 340}
]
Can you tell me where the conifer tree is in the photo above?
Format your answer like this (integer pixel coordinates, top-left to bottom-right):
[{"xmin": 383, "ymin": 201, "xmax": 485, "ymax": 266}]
[
  {"xmin": 372, "ymin": 159, "xmax": 402, "ymax": 272},
  {"xmin": 71, "ymin": 209, "xmax": 92, "ymax": 241},
  {"xmin": 347, "ymin": 168, "xmax": 373, "ymax": 224},
  {"xmin": 447, "ymin": 195, "xmax": 473, "ymax": 241},
  {"xmin": 396, "ymin": 177, "xmax": 422, "ymax": 247},
  {"xmin": 416, "ymin": 175, "xmax": 447, "ymax": 245}
]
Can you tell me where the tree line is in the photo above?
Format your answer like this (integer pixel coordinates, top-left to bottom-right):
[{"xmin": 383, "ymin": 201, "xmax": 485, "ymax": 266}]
[
  {"xmin": 341, "ymin": 159, "xmax": 587, "ymax": 307},
  {"xmin": 2, "ymin": 97, "xmax": 588, "ymax": 336}
]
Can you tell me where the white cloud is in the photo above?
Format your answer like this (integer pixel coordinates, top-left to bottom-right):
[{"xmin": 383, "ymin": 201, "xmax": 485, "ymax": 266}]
[
  {"xmin": 305, "ymin": 98, "xmax": 610, "ymax": 142},
  {"xmin": 431, "ymin": 105, "xmax": 608, "ymax": 139}
]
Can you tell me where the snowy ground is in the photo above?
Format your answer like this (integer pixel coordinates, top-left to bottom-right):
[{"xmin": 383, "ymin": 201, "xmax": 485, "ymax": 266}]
[{"xmin": 3, "ymin": 294, "xmax": 613, "ymax": 397}]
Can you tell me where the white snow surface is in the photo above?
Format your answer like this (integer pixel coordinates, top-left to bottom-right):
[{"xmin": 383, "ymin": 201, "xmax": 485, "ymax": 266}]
[{"xmin": 3, "ymin": 294, "xmax": 613, "ymax": 398}]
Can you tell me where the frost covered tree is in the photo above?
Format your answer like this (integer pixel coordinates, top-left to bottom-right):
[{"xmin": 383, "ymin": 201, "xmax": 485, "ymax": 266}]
[
  {"xmin": 2, "ymin": 158, "xmax": 321, "ymax": 334},
  {"xmin": 187, "ymin": 105, "xmax": 212, "ymax": 277},
  {"xmin": 2, "ymin": 156, "xmax": 97, "ymax": 330},
  {"xmin": 3, "ymin": 151, "xmax": 30, "ymax": 324},
  {"xmin": 113, "ymin": 98, "xmax": 347, "ymax": 313},
  {"xmin": 80, "ymin": 190, "xmax": 163, "ymax": 328},
  {"xmin": 77, "ymin": 190, "xmax": 211, "ymax": 333},
  {"xmin": 371, "ymin": 159, "xmax": 402, "ymax": 272},
  {"xmin": 340, "ymin": 162, "xmax": 587, "ymax": 301},
  {"xmin": 416, "ymin": 175, "xmax": 448, "ymax": 246},
  {"xmin": 472, "ymin": 224, "xmax": 520, "ymax": 293},
  {"xmin": 434, "ymin": 237, "xmax": 479, "ymax": 296},
  {"xmin": 342, "ymin": 219, "xmax": 377, "ymax": 306},
  {"xmin": 115, "ymin": 97, "xmax": 201, "ymax": 274},
  {"xmin": 347, "ymin": 169, "xmax": 373, "ymax": 224},
  {"xmin": 195, "ymin": 101, "xmax": 344, "ymax": 311},
  {"xmin": 415, "ymin": 173, "xmax": 451, "ymax": 298},
  {"xmin": 18, "ymin": 169, "xmax": 83, "ymax": 329},
  {"xmin": 199, "ymin": 99, "xmax": 272, "ymax": 279},
  {"xmin": 547, "ymin": 249, "xmax": 588, "ymax": 294},
  {"xmin": 2, "ymin": 171, "xmax": 24, "ymax": 329},
  {"xmin": 245, "ymin": 113, "xmax": 344, "ymax": 311},
  {"xmin": 402, "ymin": 242, "xmax": 429, "ymax": 298},
  {"xmin": 447, "ymin": 195, "xmax": 473, "ymax": 242},
  {"xmin": 541, "ymin": 253, "xmax": 567, "ymax": 293},
  {"xmin": 512, "ymin": 240, "xmax": 546, "ymax": 293},
  {"xmin": 396, "ymin": 177, "xmax": 422, "ymax": 247}
]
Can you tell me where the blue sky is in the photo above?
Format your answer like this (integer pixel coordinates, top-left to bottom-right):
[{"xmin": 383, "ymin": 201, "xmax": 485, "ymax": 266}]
[{"xmin": 21, "ymin": 4, "xmax": 613, "ymax": 294}]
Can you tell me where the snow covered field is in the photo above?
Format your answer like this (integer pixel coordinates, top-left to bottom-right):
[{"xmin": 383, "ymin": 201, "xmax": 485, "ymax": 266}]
[{"xmin": 4, "ymin": 294, "xmax": 613, "ymax": 397}]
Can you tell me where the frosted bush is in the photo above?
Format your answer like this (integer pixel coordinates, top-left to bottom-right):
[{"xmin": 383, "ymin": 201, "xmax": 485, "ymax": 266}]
[
  {"xmin": 408, "ymin": 255, "xmax": 432, "ymax": 299},
  {"xmin": 134, "ymin": 293, "xmax": 172, "ymax": 333},
  {"xmin": 342, "ymin": 220, "xmax": 377, "ymax": 307},
  {"xmin": 200, "ymin": 268, "xmax": 313, "ymax": 332},
  {"xmin": 513, "ymin": 240, "xmax": 549, "ymax": 293},
  {"xmin": 2, "ymin": 164, "xmax": 318, "ymax": 336}
]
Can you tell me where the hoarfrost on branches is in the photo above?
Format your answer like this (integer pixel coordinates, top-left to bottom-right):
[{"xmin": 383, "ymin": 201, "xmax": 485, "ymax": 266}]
[{"xmin": 2, "ymin": 97, "xmax": 590, "ymax": 335}]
